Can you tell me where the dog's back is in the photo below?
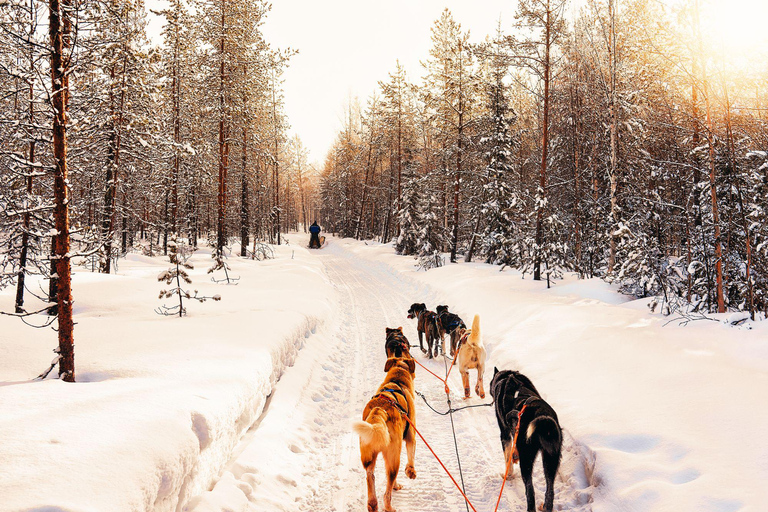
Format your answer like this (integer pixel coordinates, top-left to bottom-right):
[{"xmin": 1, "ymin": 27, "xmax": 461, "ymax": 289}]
[
  {"xmin": 385, "ymin": 327, "xmax": 411, "ymax": 358},
  {"xmin": 458, "ymin": 315, "xmax": 486, "ymax": 398},
  {"xmin": 436, "ymin": 305, "xmax": 465, "ymax": 334},
  {"xmin": 354, "ymin": 358, "xmax": 418, "ymax": 511},
  {"xmin": 490, "ymin": 369, "xmax": 562, "ymax": 512}
]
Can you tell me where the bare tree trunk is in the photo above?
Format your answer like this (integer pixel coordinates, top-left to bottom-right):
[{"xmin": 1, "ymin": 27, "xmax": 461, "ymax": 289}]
[
  {"xmin": 216, "ymin": 2, "xmax": 229, "ymax": 254},
  {"xmin": 271, "ymin": 70, "xmax": 281, "ymax": 245},
  {"xmin": 382, "ymin": 156, "xmax": 395, "ymax": 242},
  {"xmin": 571, "ymin": 73, "xmax": 583, "ymax": 273},
  {"xmin": 101, "ymin": 53, "xmax": 128, "ymax": 274},
  {"xmin": 15, "ymin": 19, "xmax": 36, "ymax": 312},
  {"xmin": 534, "ymin": 3, "xmax": 552, "ymax": 281},
  {"xmin": 694, "ymin": 0, "xmax": 725, "ymax": 313},
  {"xmin": 301, "ymin": 168, "xmax": 308, "ymax": 232},
  {"xmin": 240, "ymin": 126, "xmax": 249, "ymax": 256},
  {"xmin": 356, "ymin": 132, "xmax": 374, "ymax": 239},
  {"xmin": 607, "ymin": 0, "xmax": 619, "ymax": 274},
  {"xmin": 687, "ymin": 58, "xmax": 699, "ymax": 302},
  {"xmin": 171, "ymin": 22, "xmax": 180, "ymax": 235},
  {"xmin": 49, "ymin": 0, "xmax": 75, "ymax": 382},
  {"xmin": 724, "ymin": 88, "xmax": 754, "ymax": 319},
  {"xmin": 451, "ymin": 39, "xmax": 464, "ymax": 264}
]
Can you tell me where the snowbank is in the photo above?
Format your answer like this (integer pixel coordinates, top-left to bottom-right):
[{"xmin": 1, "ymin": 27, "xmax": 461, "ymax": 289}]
[
  {"xmin": 336, "ymin": 237, "xmax": 768, "ymax": 512},
  {"xmin": 0, "ymin": 242, "xmax": 335, "ymax": 512}
]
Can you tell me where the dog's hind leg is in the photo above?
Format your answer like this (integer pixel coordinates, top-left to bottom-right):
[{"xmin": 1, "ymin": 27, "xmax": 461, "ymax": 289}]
[
  {"xmin": 431, "ymin": 326, "xmax": 441, "ymax": 356},
  {"xmin": 405, "ymin": 427, "xmax": 417, "ymax": 480},
  {"xmin": 363, "ymin": 452, "xmax": 379, "ymax": 512},
  {"xmin": 461, "ymin": 368, "xmax": 471, "ymax": 399},
  {"xmin": 475, "ymin": 364, "xmax": 485, "ymax": 398},
  {"xmin": 520, "ymin": 454, "xmax": 537, "ymax": 512},
  {"xmin": 450, "ymin": 332, "xmax": 459, "ymax": 357},
  {"xmin": 502, "ymin": 439, "xmax": 514, "ymax": 480},
  {"xmin": 383, "ymin": 445, "xmax": 401, "ymax": 512},
  {"xmin": 541, "ymin": 451, "xmax": 559, "ymax": 512}
]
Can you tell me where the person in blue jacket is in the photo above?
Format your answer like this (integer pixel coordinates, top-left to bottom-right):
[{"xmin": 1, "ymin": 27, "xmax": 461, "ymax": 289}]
[{"xmin": 309, "ymin": 221, "xmax": 322, "ymax": 248}]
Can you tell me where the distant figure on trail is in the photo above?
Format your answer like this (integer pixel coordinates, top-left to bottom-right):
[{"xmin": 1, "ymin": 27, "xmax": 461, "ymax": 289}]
[{"xmin": 309, "ymin": 221, "xmax": 322, "ymax": 249}]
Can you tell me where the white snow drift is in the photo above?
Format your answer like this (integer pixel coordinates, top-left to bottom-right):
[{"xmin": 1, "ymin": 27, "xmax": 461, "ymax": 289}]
[{"xmin": 0, "ymin": 241, "xmax": 335, "ymax": 512}]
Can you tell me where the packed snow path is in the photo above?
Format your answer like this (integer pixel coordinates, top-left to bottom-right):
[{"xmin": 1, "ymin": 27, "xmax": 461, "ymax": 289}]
[{"xmin": 191, "ymin": 237, "xmax": 597, "ymax": 512}]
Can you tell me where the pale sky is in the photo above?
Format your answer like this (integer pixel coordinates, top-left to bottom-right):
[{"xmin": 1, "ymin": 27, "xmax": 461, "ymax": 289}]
[
  {"xmin": 147, "ymin": 1, "xmax": 518, "ymax": 164},
  {"xmin": 146, "ymin": 0, "xmax": 768, "ymax": 166}
]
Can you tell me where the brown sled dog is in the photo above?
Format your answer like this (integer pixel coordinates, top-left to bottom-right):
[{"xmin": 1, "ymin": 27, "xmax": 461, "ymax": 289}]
[
  {"xmin": 407, "ymin": 303, "xmax": 440, "ymax": 358},
  {"xmin": 457, "ymin": 314, "xmax": 486, "ymax": 399},
  {"xmin": 385, "ymin": 327, "xmax": 412, "ymax": 359},
  {"xmin": 353, "ymin": 357, "xmax": 417, "ymax": 512}
]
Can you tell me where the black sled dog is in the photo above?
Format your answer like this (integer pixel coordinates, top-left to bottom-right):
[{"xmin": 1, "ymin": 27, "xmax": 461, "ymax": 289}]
[
  {"xmin": 489, "ymin": 369, "xmax": 562, "ymax": 512},
  {"xmin": 435, "ymin": 305, "xmax": 466, "ymax": 356},
  {"xmin": 384, "ymin": 327, "xmax": 412, "ymax": 359}
]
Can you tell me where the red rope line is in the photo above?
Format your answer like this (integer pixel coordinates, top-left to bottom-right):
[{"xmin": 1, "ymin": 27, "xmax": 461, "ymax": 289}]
[
  {"xmin": 444, "ymin": 335, "xmax": 465, "ymax": 381},
  {"xmin": 412, "ymin": 333, "xmax": 466, "ymax": 394},
  {"xmin": 402, "ymin": 410, "xmax": 479, "ymax": 512},
  {"xmin": 412, "ymin": 358, "xmax": 452, "ymax": 394},
  {"xmin": 492, "ymin": 404, "xmax": 528, "ymax": 512}
]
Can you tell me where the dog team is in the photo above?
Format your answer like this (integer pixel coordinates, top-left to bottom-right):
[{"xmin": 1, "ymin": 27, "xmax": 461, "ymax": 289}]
[{"xmin": 353, "ymin": 303, "xmax": 563, "ymax": 512}]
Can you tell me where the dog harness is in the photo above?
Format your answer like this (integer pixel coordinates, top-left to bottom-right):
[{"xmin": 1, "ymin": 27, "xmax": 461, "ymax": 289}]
[
  {"xmin": 438, "ymin": 311, "xmax": 465, "ymax": 333},
  {"xmin": 510, "ymin": 395, "xmax": 538, "ymax": 462},
  {"xmin": 373, "ymin": 387, "xmax": 411, "ymax": 436},
  {"xmin": 374, "ymin": 387, "xmax": 410, "ymax": 415},
  {"xmin": 455, "ymin": 329, "xmax": 471, "ymax": 352}
]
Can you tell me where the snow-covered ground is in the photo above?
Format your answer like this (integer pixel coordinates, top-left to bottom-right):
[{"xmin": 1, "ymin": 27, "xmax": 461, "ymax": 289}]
[
  {"xmin": 0, "ymin": 239, "xmax": 335, "ymax": 511},
  {"xmin": 189, "ymin": 236, "xmax": 767, "ymax": 512},
  {"xmin": 2, "ymin": 234, "xmax": 766, "ymax": 512}
]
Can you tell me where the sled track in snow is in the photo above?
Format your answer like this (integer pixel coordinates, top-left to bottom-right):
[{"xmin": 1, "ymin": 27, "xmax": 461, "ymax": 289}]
[{"xmin": 232, "ymin": 239, "xmax": 599, "ymax": 512}]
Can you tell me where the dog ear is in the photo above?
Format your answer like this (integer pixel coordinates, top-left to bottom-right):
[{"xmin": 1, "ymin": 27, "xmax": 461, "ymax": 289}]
[
  {"xmin": 494, "ymin": 367, "xmax": 499, "ymax": 375},
  {"xmin": 384, "ymin": 358, "xmax": 395, "ymax": 372},
  {"xmin": 407, "ymin": 359, "xmax": 415, "ymax": 374},
  {"xmin": 397, "ymin": 326, "xmax": 403, "ymax": 332}
]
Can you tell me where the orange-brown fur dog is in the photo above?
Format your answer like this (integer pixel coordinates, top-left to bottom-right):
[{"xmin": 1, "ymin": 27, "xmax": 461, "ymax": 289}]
[
  {"xmin": 353, "ymin": 357, "xmax": 417, "ymax": 512},
  {"xmin": 458, "ymin": 314, "xmax": 486, "ymax": 399}
]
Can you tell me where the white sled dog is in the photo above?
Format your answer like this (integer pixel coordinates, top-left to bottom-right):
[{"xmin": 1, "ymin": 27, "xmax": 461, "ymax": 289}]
[{"xmin": 458, "ymin": 314, "xmax": 486, "ymax": 399}]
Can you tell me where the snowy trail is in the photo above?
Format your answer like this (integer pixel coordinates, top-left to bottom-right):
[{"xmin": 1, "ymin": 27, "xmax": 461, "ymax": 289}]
[{"xmin": 192, "ymin": 237, "xmax": 597, "ymax": 512}]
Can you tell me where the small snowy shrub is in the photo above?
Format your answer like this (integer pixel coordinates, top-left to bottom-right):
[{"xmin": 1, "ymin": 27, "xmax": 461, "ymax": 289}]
[{"xmin": 157, "ymin": 237, "xmax": 221, "ymax": 317}]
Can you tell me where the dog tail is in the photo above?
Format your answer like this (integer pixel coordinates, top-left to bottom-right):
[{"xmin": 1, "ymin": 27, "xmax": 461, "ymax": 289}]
[
  {"xmin": 353, "ymin": 409, "xmax": 390, "ymax": 450},
  {"xmin": 466, "ymin": 314, "xmax": 482, "ymax": 347},
  {"xmin": 527, "ymin": 416, "xmax": 561, "ymax": 455}
]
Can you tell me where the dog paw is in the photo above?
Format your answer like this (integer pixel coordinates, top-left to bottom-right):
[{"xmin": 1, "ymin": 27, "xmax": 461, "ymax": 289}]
[
  {"xmin": 393, "ymin": 481, "xmax": 402, "ymax": 491},
  {"xmin": 420, "ymin": 348, "xmax": 427, "ymax": 354},
  {"xmin": 367, "ymin": 499, "xmax": 378, "ymax": 512},
  {"xmin": 405, "ymin": 465, "xmax": 416, "ymax": 479}
]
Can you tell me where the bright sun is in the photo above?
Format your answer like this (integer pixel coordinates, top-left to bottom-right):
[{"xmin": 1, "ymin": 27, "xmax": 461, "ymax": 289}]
[{"xmin": 704, "ymin": 0, "xmax": 768, "ymax": 58}]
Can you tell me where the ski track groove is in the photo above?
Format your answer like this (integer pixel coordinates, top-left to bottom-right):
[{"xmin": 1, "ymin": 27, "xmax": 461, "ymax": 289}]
[{"xmin": 246, "ymin": 240, "xmax": 596, "ymax": 512}]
